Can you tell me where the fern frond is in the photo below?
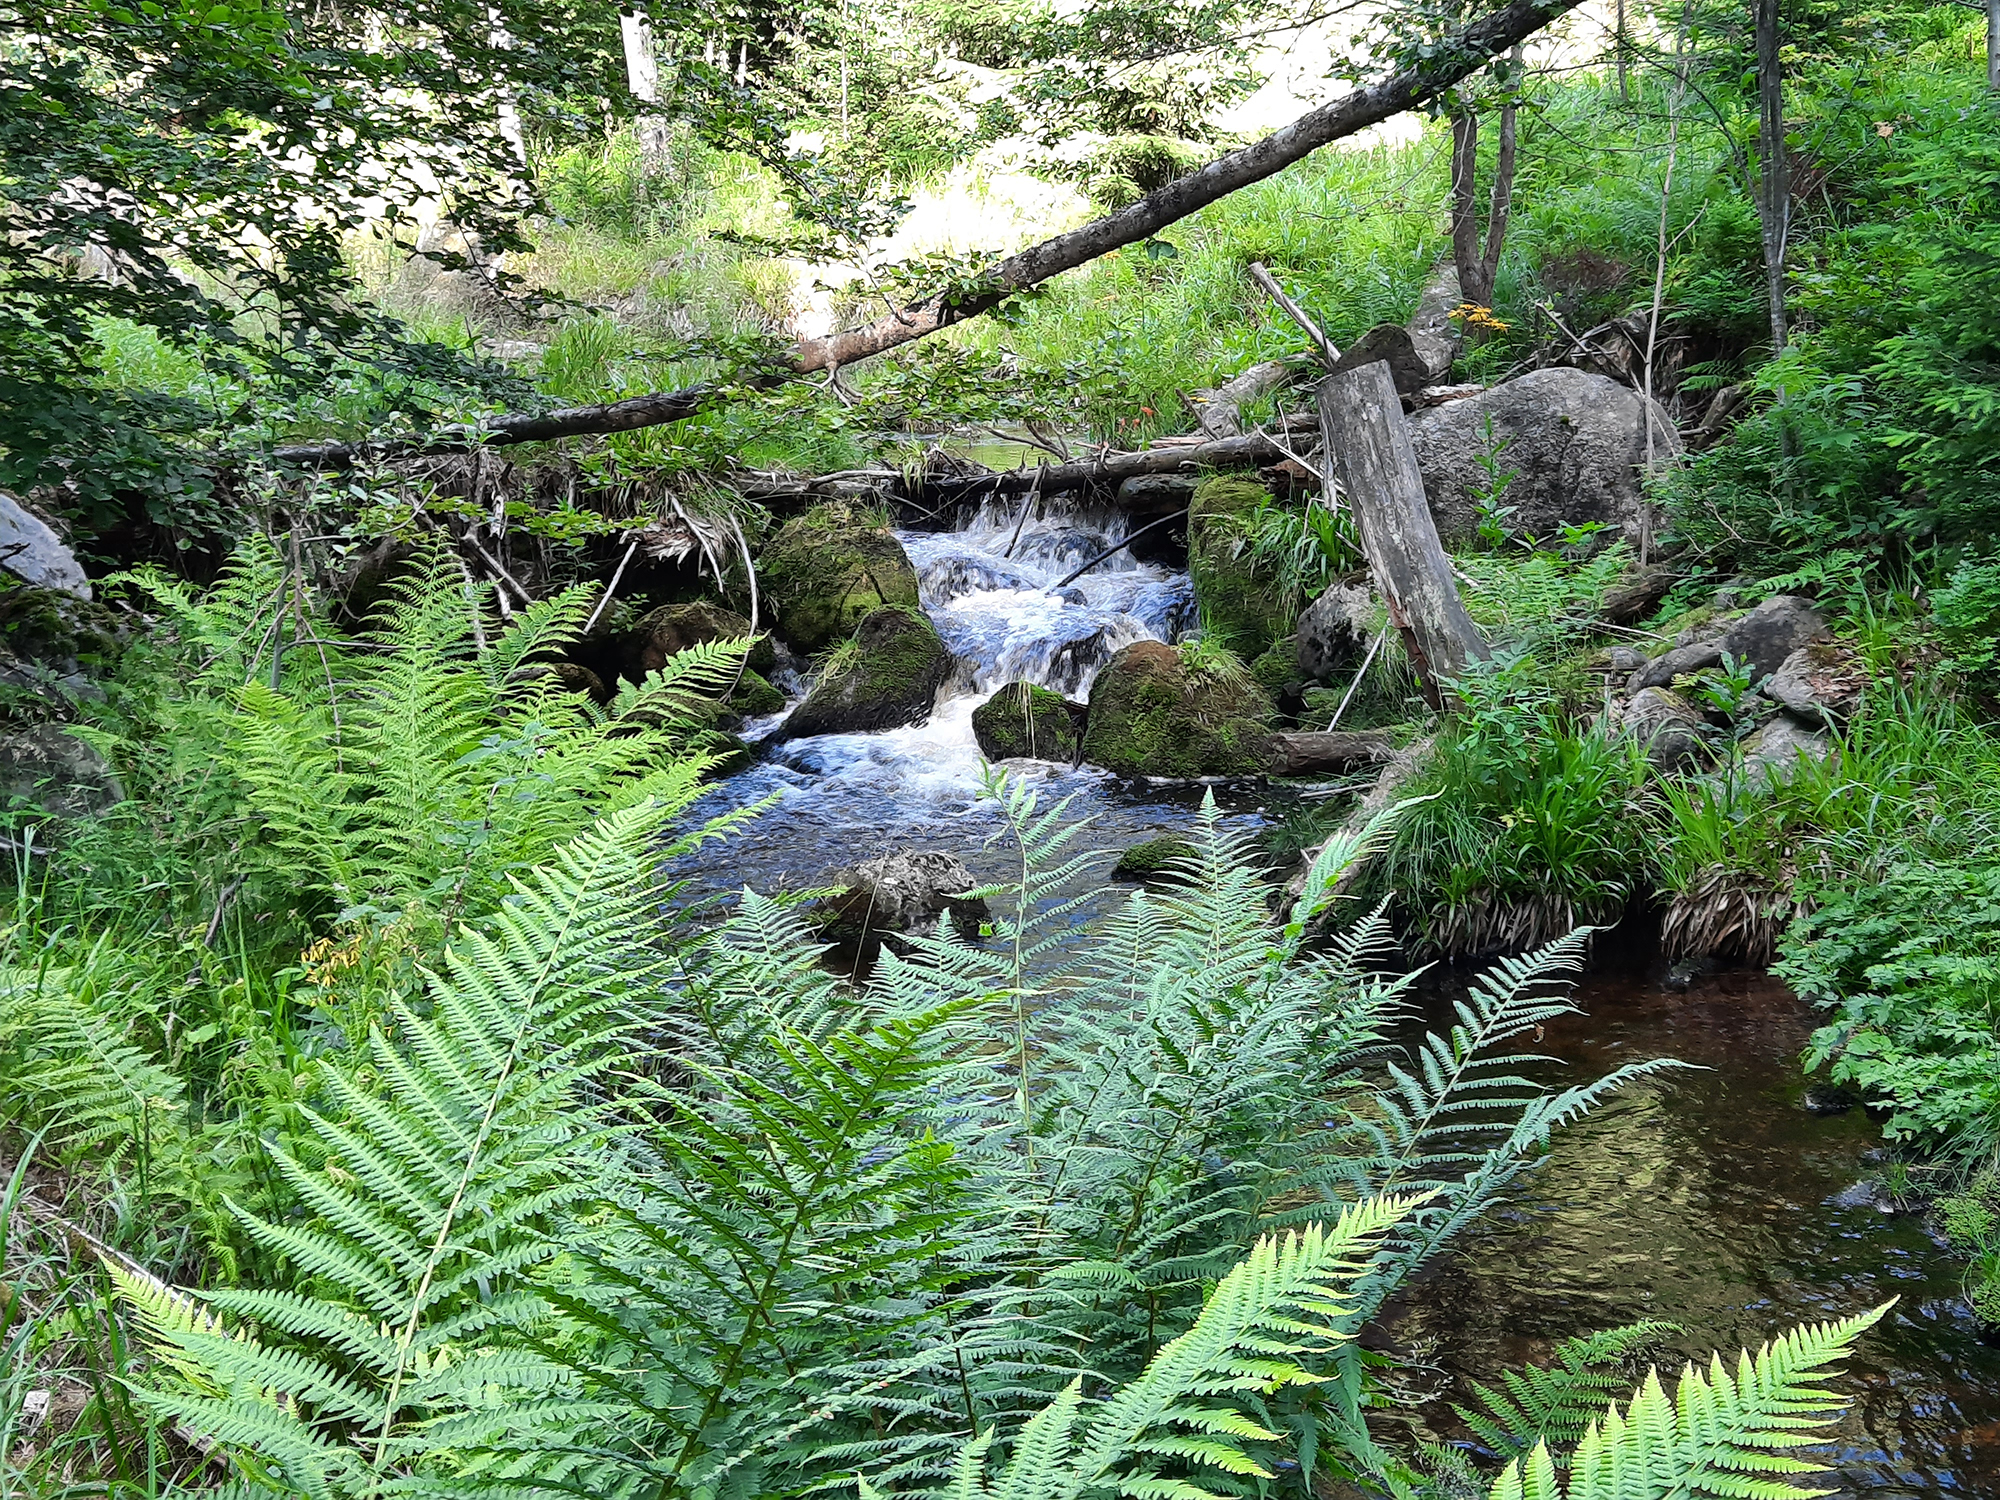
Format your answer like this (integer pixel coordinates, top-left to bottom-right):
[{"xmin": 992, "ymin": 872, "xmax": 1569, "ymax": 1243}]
[{"xmin": 1493, "ymin": 1303, "xmax": 1891, "ymax": 1500}]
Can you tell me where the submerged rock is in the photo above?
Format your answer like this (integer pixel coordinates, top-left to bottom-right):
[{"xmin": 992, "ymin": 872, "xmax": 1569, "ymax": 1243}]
[
  {"xmin": 1186, "ymin": 476, "xmax": 1291, "ymax": 659},
  {"xmin": 1608, "ymin": 686, "xmax": 1710, "ymax": 772},
  {"xmin": 760, "ymin": 502, "xmax": 921, "ymax": 653},
  {"xmin": 777, "ymin": 606, "xmax": 952, "ymax": 740},
  {"xmin": 1408, "ymin": 368, "xmax": 1677, "ymax": 548},
  {"xmin": 1719, "ymin": 595, "xmax": 1830, "ymax": 684},
  {"xmin": 1081, "ymin": 640, "xmax": 1275, "ymax": 778},
  {"xmin": 815, "ymin": 849, "xmax": 989, "ymax": 943},
  {"xmin": 1761, "ymin": 641, "xmax": 1863, "ymax": 727},
  {"xmin": 1112, "ymin": 836, "xmax": 1197, "ymax": 882},
  {"xmin": 728, "ymin": 668, "xmax": 786, "ymax": 718},
  {"xmin": 972, "ymin": 681, "xmax": 1085, "ymax": 763},
  {"xmin": 1802, "ymin": 1082, "xmax": 1861, "ymax": 1116},
  {"xmin": 624, "ymin": 599, "xmax": 775, "ymax": 683}
]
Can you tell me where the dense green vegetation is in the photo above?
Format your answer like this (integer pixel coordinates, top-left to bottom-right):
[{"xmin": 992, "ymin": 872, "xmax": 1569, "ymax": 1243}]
[{"xmin": 13, "ymin": 0, "xmax": 2000, "ymax": 1488}]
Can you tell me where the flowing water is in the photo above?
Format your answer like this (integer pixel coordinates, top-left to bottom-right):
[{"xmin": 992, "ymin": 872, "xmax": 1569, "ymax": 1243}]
[
  {"xmin": 667, "ymin": 495, "xmax": 2000, "ymax": 1493},
  {"xmin": 669, "ymin": 494, "xmax": 1266, "ymax": 900}
]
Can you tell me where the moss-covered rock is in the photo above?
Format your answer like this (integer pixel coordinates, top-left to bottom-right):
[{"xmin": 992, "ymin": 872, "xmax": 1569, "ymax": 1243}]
[
  {"xmin": 729, "ymin": 668, "xmax": 786, "ymax": 718},
  {"xmin": 1187, "ymin": 476, "xmax": 1291, "ymax": 659},
  {"xmin": 777, "ymin": 606, "xmax": 953, "ymax": 740},
  {"xmin": 507, "ymin": 661, "xmax": 609, "ymax": 701},
  {"xmin": 971, "ymin": 681, "xmax": 1085, "ymax": 763},
  {"xmin": 1112, "ymin": 836, "xmax": 1197, "ymax": 882},
  {"xmin": 624, "ymin": 599, "xmax": 775, "ymax": 683},
  {"xmin": 760, "ymin": 502, "xmax": 920, "ymax": 654},
  {"xmin": 1248, "ymin": 638, "xmax": 1299, "ymax": 698},
  {"xmin": 1081, "ymin": 640, "xmax": 1275, "ymax": 778}
]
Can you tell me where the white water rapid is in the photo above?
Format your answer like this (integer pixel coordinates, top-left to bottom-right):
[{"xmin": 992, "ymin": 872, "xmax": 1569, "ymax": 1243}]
[{"xmin": 667, "ymin": 495, "xmax": 1264, "ymax": 899}]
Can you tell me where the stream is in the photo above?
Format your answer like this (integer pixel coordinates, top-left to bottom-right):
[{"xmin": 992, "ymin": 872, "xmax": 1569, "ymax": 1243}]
[{"xmin": 668, "ymin": 493, "xmax": 2000, "ymax": 1494}]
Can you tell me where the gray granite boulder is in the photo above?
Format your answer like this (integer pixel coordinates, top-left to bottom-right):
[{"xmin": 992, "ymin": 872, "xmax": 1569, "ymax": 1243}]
[
  {"xmin": 1609, "ymin": 687, "xmax": 1710, "ymax": 772},
  {"xmin": 1719, "ymin": 596, "xmax": 1830, "ymax": 684},
  {"xmin": 1409, "ymin": 368, "xmax": 1678, "ymax": 548}
]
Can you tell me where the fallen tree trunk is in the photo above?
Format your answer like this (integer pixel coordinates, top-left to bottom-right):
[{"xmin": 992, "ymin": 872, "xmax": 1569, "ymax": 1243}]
[
  {"xmin": 1317, "ymin": 360, "xmax": 1489, "ymax": 704},
  {"xmin": 1264, "ymin": 730, "xmax": 1399, "ymax": 776},
  {"xmin": 271, "ymin": 0, "xmax": 1583, "ymax": 470}
]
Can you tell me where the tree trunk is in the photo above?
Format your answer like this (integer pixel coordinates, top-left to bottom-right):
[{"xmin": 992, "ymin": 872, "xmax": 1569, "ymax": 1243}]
[
  {"xmin": 1316, "ymin": 361, "xmax": 1488, "ymax": 704},
  {"xmin": 1989, "ymin": 0, "xmax": 1999, "ymax": 90},
  {"xmin": 271, "ymin": 0, "xmax": 1587, "ymax": 469},
  {"xmin": 1264, "ymin": 730, "xmax": 1399, "ymax": 776},
  {"xmin": 1447, "ymin": 50, "xmax": 1519, "ymax": 315},
  {"xmin": 1754, "ymin": 0, "xmax": 1789, "ymax": 355}
]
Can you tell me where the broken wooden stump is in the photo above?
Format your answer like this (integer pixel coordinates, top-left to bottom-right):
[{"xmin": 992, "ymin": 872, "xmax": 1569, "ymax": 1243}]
[{"xmin": 1315, "ymin": 359, "xmax": 1489, "ymax": 704}]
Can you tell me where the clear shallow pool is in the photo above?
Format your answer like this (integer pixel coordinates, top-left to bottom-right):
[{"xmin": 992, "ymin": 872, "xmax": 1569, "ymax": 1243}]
[{"xmin": 1379, "ymin": 961, "xmax": 2000, "ymax": 1498}]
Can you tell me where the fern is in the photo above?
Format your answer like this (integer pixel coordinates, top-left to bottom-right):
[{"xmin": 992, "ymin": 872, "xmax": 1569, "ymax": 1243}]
[
  {"xmin": 1489, "ymin": 1304, "xmax": 1892, "ymax": 1500},
  {"xmin": 117, "ymin": 798, "xmax": 725, "ymax": 1498},
  {"xmin": 939, "ymin": 1200, "xmax": 1424, "ymax": 1500},
  {"xmin": 1457, "ymin": 1322, "xmax": 1681, "ymax": 1466}
]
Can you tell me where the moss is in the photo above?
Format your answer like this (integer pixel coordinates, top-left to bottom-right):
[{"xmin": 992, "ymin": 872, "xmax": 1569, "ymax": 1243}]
[
  {"xmin": 728, "ymin": 668, "xmax": 786, "ymax": 718},
  {"xmin": 759, "ymin": 502, "xmax": 920, "ymax": 653},
  {"xmin": 971, "ymin": 681, "xmax": 1084, "ymax": 762},
  {"xmin": 1248, "ymin": 638, "xmax": 1299, "ymax": 698},
  {"xmin": 626, "ymin": 599, "xmax": 776, "ymax": 681},
  {"xmin": 778, "ymin": 605, "xmax": 952, "ymax": 739},
  {"xmin": 1081, "ymin": 640, "xmax": 1274, "ymax": 778},
  {"xmin": 1112, "ymin": 836, "xmax": 1197, "ymax": 882},
  {"xmin": 1187, "ymin": 476, "xmax": 1291, "ymax": 659}
]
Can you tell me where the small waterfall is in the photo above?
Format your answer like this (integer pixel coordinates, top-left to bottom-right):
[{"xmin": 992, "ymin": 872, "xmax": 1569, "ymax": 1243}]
[
  {"xmin": 668, "ymin": 493, "xmax": 1247, "ymax": 903},
  {"xmin": 745, "ymin": 495, "xmax": 1194, "ymax": 796}
]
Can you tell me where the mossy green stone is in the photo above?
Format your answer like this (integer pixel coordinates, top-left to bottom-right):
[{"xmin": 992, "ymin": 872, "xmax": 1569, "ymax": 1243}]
[
  {"xmin": 778, "ymin": 606, "xmax": 953, "ymax": 739},
  {"xmin": 728, "ymin": 668, "xmax": 786, "ymax": 718},
  {"xmin": 1112, "ymin": 836, "xmax": 1198, "ymax": 882},
  {"xmin": 972, "ymin": 681, "xmax": 1084, "ymax": 762},
  {"xmin": 1249, "ymin": 638, "xmax": 1299, "ymax": 697},
  {"xmin": 1187, "ymin": 476, "xmax": 1292, "ymax": 659},
  {"xmin": 1081, "ymin": 640, "xmax": 1275, "ymax": 778},
  {"xmin": 760, "ymin": 502, "xmax": 921, "ymax": 654},
  {"xmin": 627, "ymin": 600, "xmax": 775, "ymax": 681}
]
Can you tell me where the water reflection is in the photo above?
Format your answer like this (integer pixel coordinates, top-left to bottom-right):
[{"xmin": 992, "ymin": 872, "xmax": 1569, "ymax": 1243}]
[{"xmin": 1380, "ymin": 965, "xmax": 2000, "ymax": 1497}]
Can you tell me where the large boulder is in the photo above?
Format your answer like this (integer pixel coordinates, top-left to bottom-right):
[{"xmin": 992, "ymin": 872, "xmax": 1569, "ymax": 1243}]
[
  {"xmin": 0, "ymin": 584, "xmax": 122, "ymax": 708},
  {"xmin": 0, "ymin": 492, "xmax": 89, "ymax": 598},
  {"xmin": 1760, "ymin": 641, "xmax": 1863, "ymax": 727},
  {"xmin": 776, "ymin": 606, "xmax": 952, "ymax": 740},
  {"xmin": 1607, "ymin": 686, "xmax": 1710, "ymax": 772},
  {"xmin": 760, "ymin": 502, "xmax": 921, "ymax": 654},
  {"xmin": 1081, "ymin": 640, "xmax": 1275, "ymax": 778},
  {"xmin": 972, "ymin": 682, "xmax": 1085, "ymax": 763},
  {"xmin": 1329, "ymin": 323, "xmax": 1449, "ymax": 396},
  {"xmin": 1407, "ymin": 368, "xmax": 1678, "ymax": 547},
  {"xmin": 1187, "ymin": 477, "xmax": 1291, "ymax": 658},
  {"xmin": 1294, "ymin": 582, "xmax": 1375, "ymax": 684},
  {"xmin": 815, "ymin": 850, "xmax": 989, "ymax": 944},
  {"xmin": 1718, "ymin": 595, "xmax": 1830, "ymax": 685},
  {"xmin": 624, "ymin": 599, "xmax": 775, "ymax": 682},
  {"xmin": 0, "ymin": 725, "xmax": 122, "ymax": 820}
]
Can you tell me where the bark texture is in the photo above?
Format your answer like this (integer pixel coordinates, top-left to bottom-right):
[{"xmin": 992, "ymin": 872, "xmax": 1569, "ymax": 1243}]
[{"xmin": 1316, "ymin": 361, "xmax": 1488, "ymax": 700}]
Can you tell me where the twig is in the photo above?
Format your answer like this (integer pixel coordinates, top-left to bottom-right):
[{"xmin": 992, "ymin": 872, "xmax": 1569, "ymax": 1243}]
[
  {"xmin": 1325, "ymin": 630, "xmax": 1386, "ymax": 732},
  {"xmin": 1002, "ymin": 464, "xmax": 1047, "ymax": 560},
  {"xmin": 1046, "ymin": 511, "xmax": 1182, "ymax": 592},
  {"xmin": 1248, "ymin": 261, "xmax": 1342, "ymax": 369},
  {"xmin": 464, "ymin": 536, "xmax": 534, "ymax": 607},
  {"xmin": 584, "ymin": 540, "xmax": 641, "ymax": 634}
]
